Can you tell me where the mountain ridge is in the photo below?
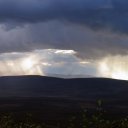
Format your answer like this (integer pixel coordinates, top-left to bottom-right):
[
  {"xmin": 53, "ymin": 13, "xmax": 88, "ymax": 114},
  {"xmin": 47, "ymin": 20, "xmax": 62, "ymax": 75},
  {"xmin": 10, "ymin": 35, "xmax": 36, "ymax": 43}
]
[{"xmin": 0, "ymin": 75, "xmax": 127, "ymax": 100}]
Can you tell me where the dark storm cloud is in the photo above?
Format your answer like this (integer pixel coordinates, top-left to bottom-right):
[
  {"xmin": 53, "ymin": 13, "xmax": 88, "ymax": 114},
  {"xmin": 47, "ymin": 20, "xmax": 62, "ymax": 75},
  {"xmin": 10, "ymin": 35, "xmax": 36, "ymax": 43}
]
[
  {"xmin": 0, "ymin": 21, "xmax": 128, "ymax": 59},
  {"xmin": 0, "ymin": 0, "xmax": 128, "ymax": 33},
  {"xmin": 0, "ymin": 0, "xmax": 128, "ymax": 60}
]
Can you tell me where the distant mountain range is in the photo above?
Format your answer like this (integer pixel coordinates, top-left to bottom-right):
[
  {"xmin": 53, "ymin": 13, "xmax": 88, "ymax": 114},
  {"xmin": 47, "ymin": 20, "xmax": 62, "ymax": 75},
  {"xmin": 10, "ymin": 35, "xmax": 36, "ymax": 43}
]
[
  {"xmin": 44, "ymin": 73, "xmax": 94, "ymax": 78},
  {"xmin": 0, "ymin": 75, "xmax": 128, "ymax": 100}
]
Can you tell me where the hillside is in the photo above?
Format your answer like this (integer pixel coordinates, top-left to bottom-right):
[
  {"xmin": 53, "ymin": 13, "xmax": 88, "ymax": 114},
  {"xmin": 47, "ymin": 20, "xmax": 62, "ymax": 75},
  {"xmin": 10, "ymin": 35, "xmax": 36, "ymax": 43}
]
[{"xmin": 0, "ymin": 75, "xmax": 127, "ymax": 100}]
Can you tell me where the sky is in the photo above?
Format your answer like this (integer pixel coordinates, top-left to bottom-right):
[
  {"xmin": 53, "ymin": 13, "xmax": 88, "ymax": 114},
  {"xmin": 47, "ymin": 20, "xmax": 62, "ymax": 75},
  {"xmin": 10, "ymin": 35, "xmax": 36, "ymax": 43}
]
[{"xmin": 0, "ymin": 0, "xmax": 128, "ymax": 80}]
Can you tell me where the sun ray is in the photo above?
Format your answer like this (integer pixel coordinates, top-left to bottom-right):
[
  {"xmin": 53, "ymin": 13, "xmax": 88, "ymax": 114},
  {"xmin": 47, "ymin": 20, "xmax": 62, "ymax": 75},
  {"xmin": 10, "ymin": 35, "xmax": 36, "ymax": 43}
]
[
  {"xmin": 98, "ymin": 56, "xmax": 128, "ymax": 80},
  {"xmin": 21, "ymin": 58, "xmax": 34, "ymax": 70}
]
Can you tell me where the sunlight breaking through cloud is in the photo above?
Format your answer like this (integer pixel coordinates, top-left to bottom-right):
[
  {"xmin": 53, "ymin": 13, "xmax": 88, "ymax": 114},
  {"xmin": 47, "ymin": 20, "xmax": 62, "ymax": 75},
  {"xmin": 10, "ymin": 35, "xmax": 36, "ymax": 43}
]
[
  {"xmin": 98, "ymin": 55, "xmax": 128, "ymax": 80},
  {"xmin": 0, "ymin": 52, "xmax": 43, "ymax": 76},
  {"xmin": 55, "ymin": 50, "xmax": 76, "ymax": 54},
  {"xmin": 0, "ymin": 49, "xmax": 128, "ymax": 80},
  {"xmin": 0, "ymin": 49, "xmax": 98, "ymax": 77}
]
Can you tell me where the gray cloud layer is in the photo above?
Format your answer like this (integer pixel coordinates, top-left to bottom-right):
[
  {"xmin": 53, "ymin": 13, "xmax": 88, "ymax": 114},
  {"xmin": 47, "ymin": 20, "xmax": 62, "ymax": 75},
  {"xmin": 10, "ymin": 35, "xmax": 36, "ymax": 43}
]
[
  {"xmin": 0, "ymin": 21, "xmax": 128, "ymax": 59},
  {"xmin": 0, "ymin": 0, "xmax": 128, "ymax": 59}
]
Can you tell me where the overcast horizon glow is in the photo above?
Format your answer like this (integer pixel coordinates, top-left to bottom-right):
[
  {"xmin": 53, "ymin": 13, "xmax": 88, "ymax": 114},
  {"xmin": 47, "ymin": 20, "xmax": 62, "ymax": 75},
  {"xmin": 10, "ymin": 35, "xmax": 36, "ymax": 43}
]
[{"xmin": 0, "ymin": 49, "xmax": 127, "ymax": 80}]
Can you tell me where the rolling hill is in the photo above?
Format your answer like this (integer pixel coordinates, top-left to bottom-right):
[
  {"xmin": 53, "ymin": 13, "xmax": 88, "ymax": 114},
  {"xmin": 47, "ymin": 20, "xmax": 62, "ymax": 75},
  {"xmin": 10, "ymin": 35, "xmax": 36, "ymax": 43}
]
[{"xmin": 0, "ymin": 75, "xmax": 127, "ymax": 100}]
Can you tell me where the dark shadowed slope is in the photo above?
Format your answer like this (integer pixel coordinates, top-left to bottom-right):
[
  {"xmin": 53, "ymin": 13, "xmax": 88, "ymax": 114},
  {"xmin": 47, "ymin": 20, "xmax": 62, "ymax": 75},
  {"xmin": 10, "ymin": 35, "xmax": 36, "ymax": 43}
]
[{"xmin": 0, "ymin": 75, "xmax": 128, "ymax": 100}]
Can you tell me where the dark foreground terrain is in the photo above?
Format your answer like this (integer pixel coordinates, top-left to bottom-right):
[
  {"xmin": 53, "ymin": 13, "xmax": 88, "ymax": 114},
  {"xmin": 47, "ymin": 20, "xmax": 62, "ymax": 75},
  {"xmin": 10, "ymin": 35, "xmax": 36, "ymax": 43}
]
[
  {"xmin": 0, "ymin": 76, "xmax": 128, "ymax": 127},
  {"xmin": 0, "ymin": 97, "xmax": 128, "ymax": 127},
  {"xmin": 0, "ymin": 97, "xmax": 128, "ymax": 118}
]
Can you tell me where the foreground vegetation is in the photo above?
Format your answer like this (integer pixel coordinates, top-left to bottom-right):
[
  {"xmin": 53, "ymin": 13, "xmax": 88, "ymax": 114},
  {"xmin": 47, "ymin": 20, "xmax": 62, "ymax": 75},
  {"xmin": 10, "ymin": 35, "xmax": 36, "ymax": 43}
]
[
  {"xmin": 0, "ymin": 101, "xmax": 127, "ymax": 128},
  {"xmin": 1, "ymin": 111, "xmax": 128, "ymax": 128}
]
